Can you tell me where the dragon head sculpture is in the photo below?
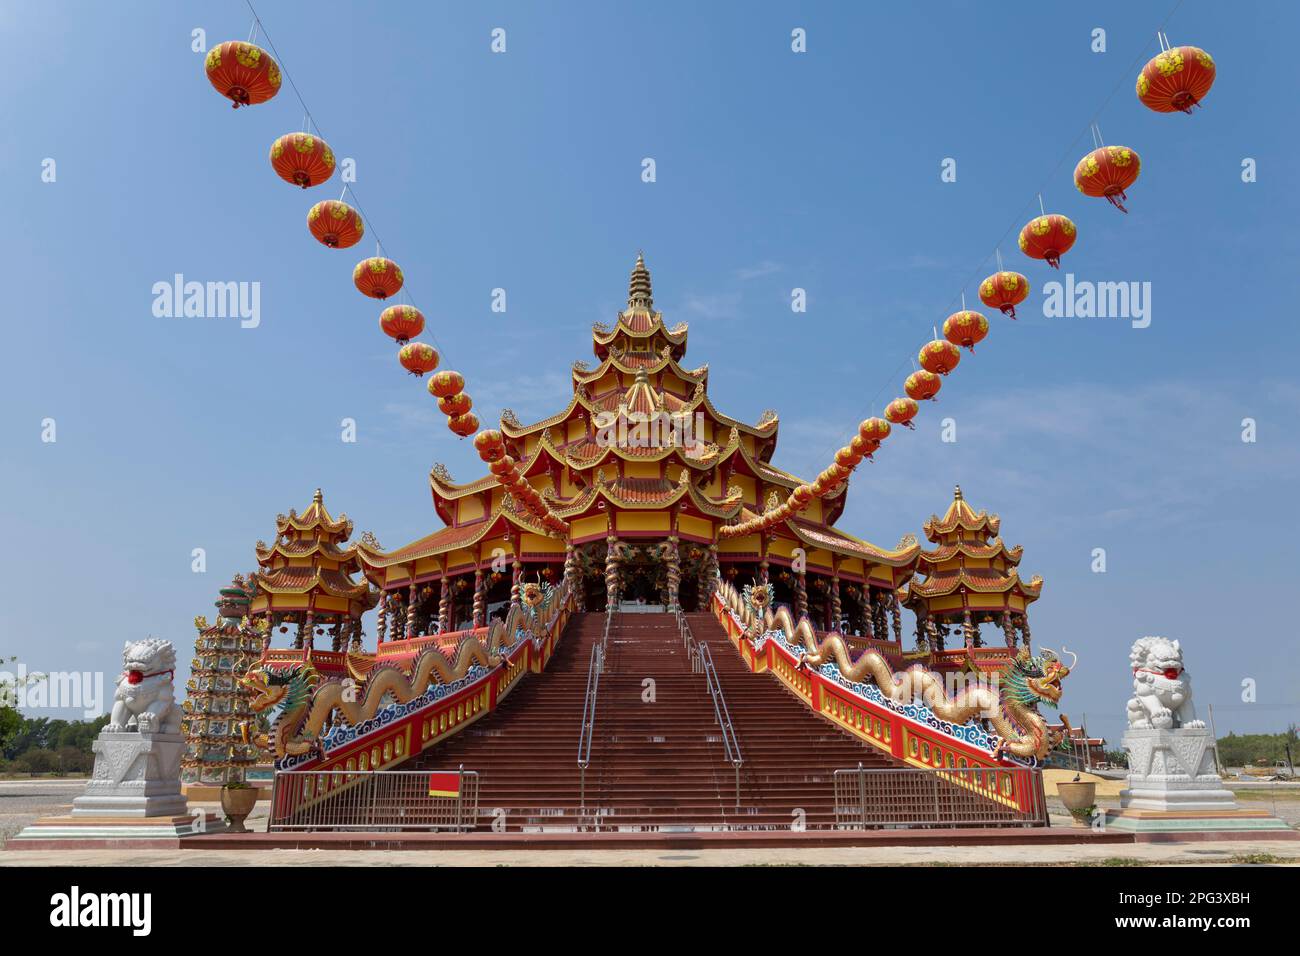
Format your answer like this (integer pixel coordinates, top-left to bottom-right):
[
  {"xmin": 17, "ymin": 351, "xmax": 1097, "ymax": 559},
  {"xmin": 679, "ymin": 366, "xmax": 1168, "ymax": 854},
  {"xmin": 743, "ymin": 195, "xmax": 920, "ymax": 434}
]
[
  {"xmin": 239, "ymin": 661, "xmax": 319, "ymax": 717},
  {"xmin": 1004, "ymin": 646, "xmax": 1075, "ymax": 710}
]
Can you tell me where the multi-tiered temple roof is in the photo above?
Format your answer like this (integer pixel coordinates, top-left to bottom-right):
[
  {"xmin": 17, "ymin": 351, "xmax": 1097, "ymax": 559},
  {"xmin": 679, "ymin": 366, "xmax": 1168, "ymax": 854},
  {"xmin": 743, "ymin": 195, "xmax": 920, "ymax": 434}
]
[{"xmin": 356, "ymin": 256, "xmax": 919, "ymax": 618}]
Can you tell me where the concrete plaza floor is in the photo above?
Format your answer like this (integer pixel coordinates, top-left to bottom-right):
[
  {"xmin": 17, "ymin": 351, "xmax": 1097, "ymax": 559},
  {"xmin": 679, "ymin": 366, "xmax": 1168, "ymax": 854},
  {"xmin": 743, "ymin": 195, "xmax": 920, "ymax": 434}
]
[{"xmin": 3, "ymin": 777, "xmax": 1297, "ymax": 867}]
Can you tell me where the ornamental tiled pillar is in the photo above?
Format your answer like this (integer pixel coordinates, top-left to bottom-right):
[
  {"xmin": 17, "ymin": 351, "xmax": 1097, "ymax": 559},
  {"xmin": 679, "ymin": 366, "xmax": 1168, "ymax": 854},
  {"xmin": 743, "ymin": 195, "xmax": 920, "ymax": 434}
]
[
  {"xmin": 830, "ymin": 576, "xmax": 842, "ymax": 632},
  {"xmin": 376, "ymin": 597, "xmax": 387, "ymax": 643},
  {"xmin": 406, "ymin": 583, "xmax": 417, "ymax": 638}
]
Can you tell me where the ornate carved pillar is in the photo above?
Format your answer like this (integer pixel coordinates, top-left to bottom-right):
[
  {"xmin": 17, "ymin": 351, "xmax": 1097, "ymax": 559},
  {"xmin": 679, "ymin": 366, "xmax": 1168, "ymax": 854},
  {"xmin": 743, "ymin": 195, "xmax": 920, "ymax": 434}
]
[
  {"xmin": 405, "ymin": 582, "xmax": 417, "ymax": 638},
  {"xmin": 376, "ymin": 594, "xmax": 387, "ymax": 643},
  {"xmin": 962, "ymin": 608, "xmax": 976, "ymax": 650},
  {"xmin": 330, "ymin": 620, "xmax": 343, "ymax": 653},
  {"xmin": 349, "ymin": 615, "xmax": 363, "ymax": 651},
  {"xmin": 914, "ymin": 610, "xmax": 930, "ymax": 651},
  {"xmin": 604, "ymin": 533, "xmax": 621, "ymax": 609},
  {"xmin": 700, "ymin": 544, "xmax": 719, "ymax": 606},
  {"xmin": 303, "ymin": 610, "xmax": 315, "ymax": 651},
  {"xmin": 664, "ymin": 535, "xmax": 681, "ymax": 611},
  {"xmin": 794, "ymin": 567, "xmax": 807, "ymax": 620},
  {"xmin": 830, "ymin": 576, "xmax": 842, "ymax": 632},
  {"xmin": 1019, "ymin": 614, "xmax": 1032, "ymax": 651},
  {"xmin": 890, "ymin": 593, "xmax": 902, "ymax": 643},
  {"xmin": 473, "ymin": 569, "xmax": 486, "ymax": 628},
  {"xmin": 292, "ymin": 615, "xmax": 304, "ymax": 650},
  {"xmin": 1001, "ymin": 611, "xmax": 1016, "ymax": 649},
  {"xmin": 438, "ymin": 575, "xmax": 451, "ymax": 633}
]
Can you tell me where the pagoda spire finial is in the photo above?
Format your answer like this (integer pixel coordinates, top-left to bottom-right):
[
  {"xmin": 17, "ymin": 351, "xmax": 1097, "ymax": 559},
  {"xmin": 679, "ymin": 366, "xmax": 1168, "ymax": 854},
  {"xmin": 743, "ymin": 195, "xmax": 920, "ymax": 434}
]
[
  {"xmin": 313, "ymin": 488, "xmax": 324, "ymax": 505},
  {"xmin": 627, "ymin": 252, "xmax": 653, "ymax": 310},
  {"xmin": 953, "ymin": 485, "xmax": 963, "ymax": 501}
]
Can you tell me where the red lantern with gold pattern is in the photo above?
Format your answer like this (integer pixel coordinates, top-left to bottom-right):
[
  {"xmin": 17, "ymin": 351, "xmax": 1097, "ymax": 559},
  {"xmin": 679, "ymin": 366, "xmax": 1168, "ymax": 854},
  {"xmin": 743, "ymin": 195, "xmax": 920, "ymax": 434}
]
[
  {"xmin": 438, "ymin": 392, "xmax": 473, "ymax": 417},
  {"xmin": 307, "ymin": 200, "xmax": 364, "ymax": 249},
  {"xmin": 858, "ymin": 418, "xmax": 892, "ymax": 443},
  {"xmin": 447, "ymin": 413, "xmax": 479, "ymax": 438},
  {"xmin": 979, "ymin": 271, "xmax": 1030, "ymax": 320},
  {"xmin": 851, "ymin": 435, "xmax": 880, "ymax": 461},
  {"xmin": 427, "ymin": 370, "xmax": 465, "ymax": 399},
  {"xmin": 919, "ymin": 339, "xmax": 961, "ymax": 376},
  {"xmin": 398, "ymin": 342, "xmax": 439, "ymax": 377},
  {"xmin": 942, "ymin": 310, "xmax": 989, "ymax": 352},
  {"xmin": 1137, "ymin": 46, "xmax": 1215, "ymax": 114},
  {"xmin": 354, "ymin": 257, "xmax": 404, "ymax": 300},
  {"xmin": 1018, "ymin": 214, "xmax": 1076, "ymax": 269},
  {"xmin": 270, "ymin": 133, "xmax": 335, "ymax": 188},
  {"xmin": 379, "ymin": 305, "xmax": 424, "ymax": 344},
  {"xmin": 905, "ymin": 370, "xmax": 942, "ymax": 402},
  {"xmin": 1074, "ymin": 146, "xmax": 1141, "ymax": 212},
  {"xmin": 205, "ymin": 41, "xmax": 282, "ymax": 108},
  {"xmin": 885, "ymin": 397, "xmax": 919, "ymax": 430},
  {"xmin": 835, "ymin": 447, "xmax": 861, "ymax": 470},
  {"xmin": 473, "ymin": 429, "xmax": 505, "ymax": 460},
  {"xmin": 791, "ymin": 484, "xmax": 813, "ymax": 506},
  {"xmin": 489, "ymin": 456, "xmax": 516, "ymax": 478}
]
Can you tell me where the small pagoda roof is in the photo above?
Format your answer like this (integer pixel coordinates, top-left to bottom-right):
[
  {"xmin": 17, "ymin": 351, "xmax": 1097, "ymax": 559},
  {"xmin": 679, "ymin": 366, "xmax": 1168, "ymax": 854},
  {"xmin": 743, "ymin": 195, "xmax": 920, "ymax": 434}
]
[
  {"xmin": 916, "ymin": 538, "xmax": 1024, "ymax": 567},
  {"xmin": 275, "ymin": 489, "xmax": 354, "ymax": 538},
  {"xmin": 251, "ymin": 566, "xmax": 375, "ymax": 603},
  {"xmin": 923, "ymin": 485, "xmax": 1001, "ymax": 540},
  {"xmin": 254, "ymin": 538, "xmax": 358, "ymax": 564},
  {"xmin": 572, "ymin": 347, "xmax": 708, "ymax": 389},
  {"xmin": 901, "ymin": 567, "xmax": 1043, "ymax": 601}
]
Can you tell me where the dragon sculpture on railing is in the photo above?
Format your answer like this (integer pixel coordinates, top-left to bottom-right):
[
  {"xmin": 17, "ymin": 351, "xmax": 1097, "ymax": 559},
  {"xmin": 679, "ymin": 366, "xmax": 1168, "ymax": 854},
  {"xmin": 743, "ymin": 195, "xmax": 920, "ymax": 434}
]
[
  {"xmin": 239, "ymin": 581, "xmax": 568, "ymax": 760},
  {"xmin": 720, "ymin": 580, "xmax": 1074, "ymax": 761}
]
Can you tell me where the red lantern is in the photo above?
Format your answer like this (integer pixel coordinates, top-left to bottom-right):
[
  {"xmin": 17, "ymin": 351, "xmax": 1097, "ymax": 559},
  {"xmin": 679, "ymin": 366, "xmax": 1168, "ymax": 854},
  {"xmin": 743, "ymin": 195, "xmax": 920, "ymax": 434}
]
[
  {"xmin": 919, "ymin": 339, "xmax": 961, "ymax": 375},
  {"xmin": 427, "ymin": 370, "xmax": 465, "ymax": 399},
  {"xmin": 858, "ymin": 418, "xmax": 891, "ymax": 442},
  {"xmin": 447, "ymin": 413, "xmax": 479, "ymax": 438},
  {"xmin": 942, "ymin": 310, "xmax": 989, "ymax": 352},
  {"xmin": 354, "ymin": 257, "xmax": 404, "ymax": 299},
  {"xmin": 885, "ymin": 397, "xmax": 918, "ymax": 429},
  {"xmin": 1137, "ymin": 46, "xmax": 1215, "ymax": 114},
  {"xmin": 380, "ymin": 305, "xmax": 424, "ymax": 344},
  {"xmin": 979, "ymin": 271, "xmax": 1030, "ymax": 320},
  {"xmin": 1074, "ymin": 146, "xmax": 1141, "ymax": 213},
  {"xmin": 473, "ymin": 429, "xmax": 505, "ymax": 460},
  {"xmin": 438, "ymin": 392, "xmax": 473, "ymax": 417},
  {"xmin": 307, "ymin": 200, "xmax": 364, "ymax": 249},
  {"xmin": 791, "ymin": 484, "xmax": 813, "ymax": 506},
  {"xmin": 850, "ymin": 435, "xmax": 879, "ymax": 460},
  {"xmin": 835, "ymin": 447, "xmax": 861, "ymax": 469},
  {"xmin": 270, "ymin": 133, "xmax": 335, "ymax": 188},
  {"xmin": 398, "ymin": 342, "xmax": 439, "ymax": 376},
  {"xmin": 1018, "ymin": 214, "xmax": 1077, "ymax": 269},
  {"xmin": 905, "ymin": 370, "xmax": 942, "ymax": 402},
  {"xmin": 204, "ymin": 41, "xmax": 281, "ymax": 108},
  {"xmin": 489, "ymin": 456, "xmax": 516, "ymax": 478}
]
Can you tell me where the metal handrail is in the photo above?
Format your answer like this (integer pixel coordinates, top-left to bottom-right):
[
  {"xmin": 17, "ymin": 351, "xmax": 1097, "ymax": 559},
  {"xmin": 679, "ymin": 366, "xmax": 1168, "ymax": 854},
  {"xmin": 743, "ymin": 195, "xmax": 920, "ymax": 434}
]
[
  {"xmin": 577, "ymin": 609, "xmax": 614, "ymax": 824},
  {"xmin": 831, "ymin": 764, "xmax": 1048, "ymax": 828},
  {"xmin": 696, "ymin": 641, "xmax": 744, "ymax": 811}
]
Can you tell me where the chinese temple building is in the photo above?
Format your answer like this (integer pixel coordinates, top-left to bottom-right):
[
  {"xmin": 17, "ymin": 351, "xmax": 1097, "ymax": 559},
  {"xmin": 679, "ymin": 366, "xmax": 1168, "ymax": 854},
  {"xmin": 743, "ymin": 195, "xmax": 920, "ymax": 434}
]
[
  {"xmin": 180, "ymin": 576, "xmax": 270, "ymax": 786},
  {"xmin": 356, "ymin": 255, "xmax": 923, "ymax": 649},
  {"xmin": 251, "ymin": 488, "xmax": 378, "ymax": 651},
  {"xmin": 900, "ymin": 485, "xmax": 1042, "ymax": 668}
]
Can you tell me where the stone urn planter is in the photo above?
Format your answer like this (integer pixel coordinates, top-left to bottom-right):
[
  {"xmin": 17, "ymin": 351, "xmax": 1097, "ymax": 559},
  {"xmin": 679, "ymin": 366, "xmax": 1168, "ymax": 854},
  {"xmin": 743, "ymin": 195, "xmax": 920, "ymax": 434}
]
[
  {"xmin": 1056, "ymin": 781, "xmax": 1098, "ymax": 829},
  {"xmin": 220, "ymin": 783, "xmax": 259, "ymax": 833}
]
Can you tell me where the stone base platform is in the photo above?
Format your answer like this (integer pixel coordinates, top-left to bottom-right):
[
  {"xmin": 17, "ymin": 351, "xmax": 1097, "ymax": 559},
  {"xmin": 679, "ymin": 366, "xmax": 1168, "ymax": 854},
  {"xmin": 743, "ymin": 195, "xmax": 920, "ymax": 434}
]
[
  {"xmin": 182, "ymin": 782, "xmax": 272, "ymax": 803},
  {"xmin": 1104, "ymin": 807, "xmax": 1299, "ymax": 842},
  {"xmin": 6, "ymin": 812, "xmax": 227, "ymax": 850}
]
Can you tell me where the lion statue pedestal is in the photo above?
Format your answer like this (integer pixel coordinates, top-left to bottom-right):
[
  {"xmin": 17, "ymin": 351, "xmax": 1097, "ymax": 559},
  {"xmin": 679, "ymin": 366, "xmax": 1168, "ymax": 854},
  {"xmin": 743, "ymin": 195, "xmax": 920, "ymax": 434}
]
[
  {"xmin": 72, "ymin": 639, "xmax": 188, "ymax": 818},
  {"xmin": 1105, "ymin": 636, "xmax": 1297, "ymax": 840}
]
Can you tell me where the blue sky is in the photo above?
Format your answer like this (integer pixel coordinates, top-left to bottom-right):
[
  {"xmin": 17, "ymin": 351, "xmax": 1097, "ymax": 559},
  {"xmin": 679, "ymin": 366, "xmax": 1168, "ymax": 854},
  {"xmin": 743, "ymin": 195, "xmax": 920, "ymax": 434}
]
[{"xmin": 2, "ymin": 1, "xmax": 1298, "ymax": 741}]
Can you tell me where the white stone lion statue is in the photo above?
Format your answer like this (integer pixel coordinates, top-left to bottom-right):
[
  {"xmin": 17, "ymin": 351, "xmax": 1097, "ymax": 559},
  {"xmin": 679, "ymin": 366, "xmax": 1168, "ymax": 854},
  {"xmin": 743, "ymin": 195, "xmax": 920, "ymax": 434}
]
[
  {"xmin": 1125, "ymin": 636, "xmax": 1205, "ymax": 730},
  {"xmin": 105, "ymin": 638, "xmax": 181, "ymax": 734}
]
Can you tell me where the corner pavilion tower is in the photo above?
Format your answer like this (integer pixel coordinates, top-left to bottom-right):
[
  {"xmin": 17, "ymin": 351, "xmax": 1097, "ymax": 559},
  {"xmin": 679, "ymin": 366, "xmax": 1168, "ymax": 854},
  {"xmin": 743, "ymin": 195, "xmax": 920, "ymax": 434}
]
[{"xmin": 357, "ymin": 255, "xmax": 926, "ymax": 643}]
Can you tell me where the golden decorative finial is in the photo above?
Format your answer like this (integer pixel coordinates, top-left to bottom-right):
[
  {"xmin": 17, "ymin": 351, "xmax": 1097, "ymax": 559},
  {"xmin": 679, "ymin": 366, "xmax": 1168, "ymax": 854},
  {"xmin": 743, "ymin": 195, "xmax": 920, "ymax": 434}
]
[
  {"xmin": 954, "ymin": 485, "xmax": 963, "ymax": 500},
  {"xmin": 627, "ymin": 252, "xmax": 653, "ymax": 310},
  {"xmin": 313, "ymin": 488, "xmax": 324, "ymax": 504}
]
